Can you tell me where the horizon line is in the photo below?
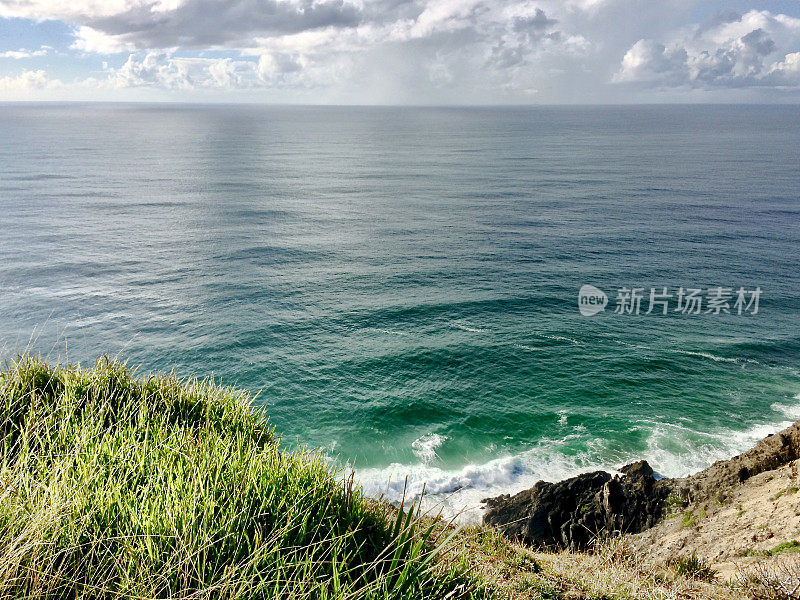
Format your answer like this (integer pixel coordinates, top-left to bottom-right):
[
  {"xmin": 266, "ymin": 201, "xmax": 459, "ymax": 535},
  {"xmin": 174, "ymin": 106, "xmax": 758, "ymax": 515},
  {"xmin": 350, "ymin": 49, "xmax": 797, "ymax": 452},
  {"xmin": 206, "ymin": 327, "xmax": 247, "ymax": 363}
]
[{"xmin": 2, "ymin": 100, "xmax": 800, "ymax": 108}]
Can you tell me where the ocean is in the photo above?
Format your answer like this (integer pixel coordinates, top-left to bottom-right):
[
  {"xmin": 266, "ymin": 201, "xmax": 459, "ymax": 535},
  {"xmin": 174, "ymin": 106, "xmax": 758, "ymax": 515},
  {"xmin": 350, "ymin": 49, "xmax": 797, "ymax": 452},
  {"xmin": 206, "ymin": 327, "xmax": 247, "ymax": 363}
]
[{"xmin": 1, "ymin": 103, "xmax": 799, "ymax": 520}]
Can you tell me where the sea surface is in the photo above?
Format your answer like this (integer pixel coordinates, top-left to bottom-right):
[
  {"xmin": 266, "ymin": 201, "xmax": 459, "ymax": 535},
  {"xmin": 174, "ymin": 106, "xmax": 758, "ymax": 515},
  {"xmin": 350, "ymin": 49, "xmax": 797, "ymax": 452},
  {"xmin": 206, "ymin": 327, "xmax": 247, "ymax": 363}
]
[{"xmin": 1, "ymin": 104, "xmax": 799, "ymax": 520}]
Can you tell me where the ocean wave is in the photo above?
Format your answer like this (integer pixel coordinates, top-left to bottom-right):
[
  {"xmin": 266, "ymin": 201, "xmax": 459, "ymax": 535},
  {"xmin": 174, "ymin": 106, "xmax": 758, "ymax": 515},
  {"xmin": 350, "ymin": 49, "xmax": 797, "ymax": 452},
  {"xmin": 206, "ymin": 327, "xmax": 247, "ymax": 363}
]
[
  {"xmin": 512, "ymin": 343, "xmax": 539, "ymax": 352},
  {"xmin": 411, "ymin": 433, "xmax": 447, "ymax": 463},
  {"xmin": 368, "ymin": 328, "xmax": 409, "ymax": 336},
  {"xmin": 452, "ymin": 322, "xmax": 485, "ymax": 333},
  {"xmin": 538, "ymin": 334, "xmax": 584, "ymax": 346},
  {"xmin": 676, "ymin": 350, "xmax": 740, "ymax": 363},
  {"xmin": 355, "ymin": 439, "xmax": 609, "ymax": 523},
  {"xmin": 675, "ymin": 350, "xmax": 761, "ymax": 366},
  {"xmin": 354, "ymin": 400, "xmax": 800, "ymax": 523},
  {"xmin": 772, "ymin": 399, "xmax": 800, "ymax": 420}
]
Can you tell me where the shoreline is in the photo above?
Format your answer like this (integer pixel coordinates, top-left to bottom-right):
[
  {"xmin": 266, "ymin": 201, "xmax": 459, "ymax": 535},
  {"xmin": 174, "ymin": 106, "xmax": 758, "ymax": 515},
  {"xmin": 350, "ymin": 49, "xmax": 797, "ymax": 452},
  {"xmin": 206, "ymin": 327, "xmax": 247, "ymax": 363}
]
[
  {"xmin": 355, "ymin": 405, "xmax": 800, "ymax": 523},
  {"xmin": 2, "ymin": 355, "xmax": 789, "ymax": 598},
  {"xmin": 481, "ymin": 415, "xmax": 800, "ymax": 579}
]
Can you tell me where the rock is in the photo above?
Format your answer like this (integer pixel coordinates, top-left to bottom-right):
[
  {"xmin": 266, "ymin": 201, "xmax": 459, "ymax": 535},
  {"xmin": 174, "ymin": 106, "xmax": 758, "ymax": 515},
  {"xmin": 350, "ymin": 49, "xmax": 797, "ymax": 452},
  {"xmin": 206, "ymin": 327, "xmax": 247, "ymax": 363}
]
[
  {"xmin": 483, "ymin": 420, "xmax": 800, "ymax": 554},
  {"xmin": 681, "ymin": 427, "xmax": 800, "ymax": 503},
  {"xmin": 482, "ymin": 460, "xmax": 675, "ymax": 550},
  {"xmin": 620, "ymin": 460, "xmax": 653, "ymax": 479}
]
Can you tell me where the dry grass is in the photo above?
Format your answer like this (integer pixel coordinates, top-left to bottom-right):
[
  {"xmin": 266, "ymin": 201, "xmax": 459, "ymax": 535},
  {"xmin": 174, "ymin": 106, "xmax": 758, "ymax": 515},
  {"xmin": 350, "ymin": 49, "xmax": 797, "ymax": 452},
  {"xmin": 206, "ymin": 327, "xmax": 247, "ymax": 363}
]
[
  {"xmin": 740, "ymin": 555, "xmax": 800, "ymax": 600},
  {"xmin": 432, "ymin": 524, "xmax": 751, "ymax": 600}
]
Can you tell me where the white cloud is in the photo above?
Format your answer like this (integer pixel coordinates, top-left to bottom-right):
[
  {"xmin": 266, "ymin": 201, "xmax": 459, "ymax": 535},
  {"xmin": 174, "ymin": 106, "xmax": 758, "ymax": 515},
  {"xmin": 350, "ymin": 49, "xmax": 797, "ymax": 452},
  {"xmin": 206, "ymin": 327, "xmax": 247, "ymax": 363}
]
[
  {"xmin": 614, "ymin": 9, "xmax": 800, "ymax": 88},
  {"xmin": 0, "ymin": 0, "xmax": 671, "ymax": 103},
  {"xmin": 207, "ymin": 57, "xmax": 236, "ymax": 88},
  {"xmin": 0, "ymin": 0, "xmax": 148, "ymax": 20},
  {"xmin": 0, "ymin": 47, "xmax": 49, "ymax": 59},
  {"xmin": 109, "ymin": 52, "xmax": 254, "ymax": 89},
  {"xmin": 102, "ymin": 51, "xmax": 319, "ymax": 90},
  {"xmin": 257, "ymin": 52, "xmax": 303, "ymax": 80},
  {"xmin": 30, "ymin": 0, "xmax": 362, "ymax": 50},
  {"xmin": 72, "ymin": 26, "xmax": 137, "ymax": 53},
  {"xmin": 3, "ymin": 1, "xmax": 800, "ymax": 102},
  {"xmin": 2, "ymin": 0, "xmax": 582, "ymax": 56},
  {"xmin": 0, "ymin": 69, "xmax": 62, "ymax": 90}
]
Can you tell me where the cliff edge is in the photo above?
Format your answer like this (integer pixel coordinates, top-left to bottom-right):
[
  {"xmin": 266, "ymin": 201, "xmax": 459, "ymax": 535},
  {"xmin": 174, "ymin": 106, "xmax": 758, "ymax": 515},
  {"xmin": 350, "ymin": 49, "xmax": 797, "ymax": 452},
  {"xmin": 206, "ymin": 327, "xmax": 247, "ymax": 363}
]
[{"xmin": 482, "ymin": 419, "xmax": 800, "ymax": 580}]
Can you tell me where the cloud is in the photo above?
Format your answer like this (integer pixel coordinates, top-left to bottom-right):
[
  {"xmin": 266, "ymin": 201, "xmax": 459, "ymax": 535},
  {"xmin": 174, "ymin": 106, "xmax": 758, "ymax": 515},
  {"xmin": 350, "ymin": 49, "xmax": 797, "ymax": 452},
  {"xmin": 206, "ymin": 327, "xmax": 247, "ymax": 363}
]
[
  {"xmin": 0, "ymin": 0, "xmax": 138, "ymax": 20},
  {"xmin": 614, "ymin": 9, "xmax": 800, "ymax": 88},
  {"xmin": 0, "ymin": 69, "xmax": 62, "ymax": 90},
  {"xmin": 0, "ymin": 0, "xmax": 587, "ymax": 102},
  {"xmin": 6, "ymin": 0, "xmax": 798, "ymax": 102},
  {"xmin": 0, "ymin": 47, "xmax": 50, "ymax": 59},
  {"xmin": 72, "ymin": 26, "xmax": 138, "ymax": 53},
  {"xmin": 10, "ymin": 0, "xmax": 363, "ymax": 51},
  {"xmin": 4, "ymin": 0, "xmax": 579, "ymax": 57},
  {"xmin": 99, "ymin": 50, "xmax": 318, "ymax": 90},
  {"xmin": 108, "ymin": 52, "xmax": 256, "ymax": 89},
  {"xmin": 484, "ymin": 7, "xmax": 566, "ymax": 70}
]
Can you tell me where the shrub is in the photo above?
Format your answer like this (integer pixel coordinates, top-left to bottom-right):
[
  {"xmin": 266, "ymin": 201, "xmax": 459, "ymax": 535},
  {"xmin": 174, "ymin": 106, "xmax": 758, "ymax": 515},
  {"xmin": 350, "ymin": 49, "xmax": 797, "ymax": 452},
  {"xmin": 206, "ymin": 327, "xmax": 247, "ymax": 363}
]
[{"xmin": 670, "ymin": 552, "xmax": 716, "ymax": 581}]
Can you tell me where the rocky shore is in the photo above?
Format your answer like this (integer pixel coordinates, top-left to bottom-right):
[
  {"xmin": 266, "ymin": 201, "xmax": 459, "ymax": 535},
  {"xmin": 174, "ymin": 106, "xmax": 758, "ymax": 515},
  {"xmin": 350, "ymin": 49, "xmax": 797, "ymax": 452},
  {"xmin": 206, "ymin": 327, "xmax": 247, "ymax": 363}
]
[
  {"xmin": 482, "ymin": 419, "xmax": 800, "ymax": 577},
  {"xmin": 482, "ymin": 459, "xmax": 673, "ymax": 549}
]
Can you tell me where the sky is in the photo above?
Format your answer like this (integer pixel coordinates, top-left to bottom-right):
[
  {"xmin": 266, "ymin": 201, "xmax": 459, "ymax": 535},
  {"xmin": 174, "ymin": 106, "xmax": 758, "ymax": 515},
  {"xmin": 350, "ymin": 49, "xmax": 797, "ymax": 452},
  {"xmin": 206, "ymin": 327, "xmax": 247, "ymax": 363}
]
[{"xmin": 1, "ymin": 0, "xmax": 800, "ymax": 103}]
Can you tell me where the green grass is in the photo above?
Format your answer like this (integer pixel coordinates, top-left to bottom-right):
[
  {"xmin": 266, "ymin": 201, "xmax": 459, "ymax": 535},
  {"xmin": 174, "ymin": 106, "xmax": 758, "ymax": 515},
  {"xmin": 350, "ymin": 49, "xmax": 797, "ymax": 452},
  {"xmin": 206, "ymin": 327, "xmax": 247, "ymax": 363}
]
[
  {"xmin": 770, "ymin": 486, "xmax": 799, "ymax": 501},
  {"xmin": 680, "ymin": 510, "xmax": 696, "ymax": 528},
  {"xmin": 0, "ymin": 356, "xmax": 487, "ymax": 599},
  {"xmin": 669, "ymin": 553, "xmax": 716, "ymax": 581},
  {"xmin": 738, "ymin": 540, "xmax": 800, "ymax": 558}
]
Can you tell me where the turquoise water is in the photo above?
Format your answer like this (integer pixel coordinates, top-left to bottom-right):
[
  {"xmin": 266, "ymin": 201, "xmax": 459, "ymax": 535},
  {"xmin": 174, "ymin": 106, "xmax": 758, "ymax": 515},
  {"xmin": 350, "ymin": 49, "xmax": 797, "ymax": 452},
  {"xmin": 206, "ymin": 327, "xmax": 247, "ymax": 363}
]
[{"xmin": 1, "ymin": 104, "xmax": 799, "ymax": 518}]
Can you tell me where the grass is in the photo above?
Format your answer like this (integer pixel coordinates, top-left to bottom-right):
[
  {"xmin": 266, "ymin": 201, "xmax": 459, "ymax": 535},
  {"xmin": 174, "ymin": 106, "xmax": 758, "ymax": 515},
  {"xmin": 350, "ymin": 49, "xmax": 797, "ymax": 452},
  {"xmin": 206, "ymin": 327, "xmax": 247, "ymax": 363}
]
[
  {"xmin": 669, "ymin": 553, "xmax": 717, "ymax": 581},
  {"xmin": 0, "ymin": 355, "xmax": 765, "ymax": 600},
  {"xmin": 434, "ymin": 525, "xmax": 746, "ymax": 600},
  {"xmin": 681, "ymin": 511, "xmax": 697, "ymax": 528},
  {"xmin": 0, "ymin": 355, "xmax": 486, "ymax": 599},
  {"xmin": 741, "ymin": 555, "xmax": 800, "ymax": 600},
  {"xmin": 770, "ymin": 487, "xmax": 799, "ymax": 501},
  {"xmin": 738, "ymin": 541, "xmax": 800, "ymax": 558}
]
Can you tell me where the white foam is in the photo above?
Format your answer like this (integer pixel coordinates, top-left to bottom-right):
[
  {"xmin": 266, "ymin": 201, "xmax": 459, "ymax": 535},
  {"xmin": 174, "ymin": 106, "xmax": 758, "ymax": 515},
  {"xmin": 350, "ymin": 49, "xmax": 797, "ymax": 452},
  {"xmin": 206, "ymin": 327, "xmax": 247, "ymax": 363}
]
[
  {"xmin": 677, "ymin": 350, "xmax": 739, "ymax": 363},
  {"xmin": 356, "ymin": 433, "xmax": 612, "ymax": 523},
  {"xmin": 639, "ymin": 420, "xmax": 782, "ymax": 478},
  {"xmin": 539, "ymin": 334, "xmax": 583, "ymax": 346},
  {"xmin": 411, "ymin": 433, "xmax": 447, "ymax": 463},
  {"xmin": 452, "ymin": 323, "xmax": 485, "ymax": 333},
  {"xmin": 772, "ymin": 400, "xmax": 800, "ymax": 420},
  {"xmin": 353, "ymin": 400, "xmax": 800, "ymax": 524},
  {"xmin": 513, "ymin": 344, "xmax": 539, "ymax": 352},
  {"xmin": 366, "ymin": 327, "xmax": 408, "ymax": 336}
]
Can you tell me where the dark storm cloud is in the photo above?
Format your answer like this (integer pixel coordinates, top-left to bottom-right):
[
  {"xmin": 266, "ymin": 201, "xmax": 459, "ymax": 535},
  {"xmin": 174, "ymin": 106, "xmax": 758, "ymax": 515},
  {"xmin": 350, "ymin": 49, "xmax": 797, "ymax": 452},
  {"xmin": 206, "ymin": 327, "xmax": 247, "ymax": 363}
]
[
  {"xmin": 486, "ymin": 7, "xmax": 559, "ymax": 70},
  {"xmin": 741, "ymin": 28, "xmax": 775, "ymax": 56},
  {"xmin": 85, "ymin": 0, "xmax": 362, "ymax": 49},
  {"xmin": 512, "ymin": 8, "xmax": 556, "ymax": 34}
]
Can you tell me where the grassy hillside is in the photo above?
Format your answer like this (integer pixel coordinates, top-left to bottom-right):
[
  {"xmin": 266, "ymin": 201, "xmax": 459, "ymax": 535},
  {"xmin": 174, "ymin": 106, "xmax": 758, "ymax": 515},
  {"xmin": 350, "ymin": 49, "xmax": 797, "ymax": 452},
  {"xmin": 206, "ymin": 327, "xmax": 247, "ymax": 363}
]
[
  {"xmin": 0, "ymin": 356, "xmax": 766, "ymax": 600},
  {"xmin": 0, "ymin": 356, "xmax": 484, "ymax": 599}
]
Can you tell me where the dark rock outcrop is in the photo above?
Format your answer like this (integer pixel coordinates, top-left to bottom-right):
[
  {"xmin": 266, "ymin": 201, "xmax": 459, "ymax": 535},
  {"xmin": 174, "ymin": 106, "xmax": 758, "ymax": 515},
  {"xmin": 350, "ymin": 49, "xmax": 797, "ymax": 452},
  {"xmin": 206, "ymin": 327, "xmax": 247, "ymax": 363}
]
[
  {"xmin": 482, "ymin": 460, "xmax": 674, "ymax": 549},
  {"xmin": 482, "ymin": 420, "xmax": 800, "ymax": 551}
]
